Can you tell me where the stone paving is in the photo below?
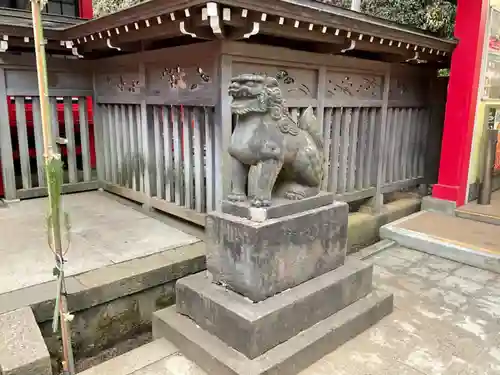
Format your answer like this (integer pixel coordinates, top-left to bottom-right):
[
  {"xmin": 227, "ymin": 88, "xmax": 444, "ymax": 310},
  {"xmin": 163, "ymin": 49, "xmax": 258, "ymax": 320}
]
[
  {"xmin": 300, "ymin": 245, "xmax": 500, "ymax": 375},
  {"xmin": 136, "ymin": 245, "xmax": 500, "ymax": 375},
  {"xmin": 0, "ymin": 191, "xmax": 199, "ymax": 294}
]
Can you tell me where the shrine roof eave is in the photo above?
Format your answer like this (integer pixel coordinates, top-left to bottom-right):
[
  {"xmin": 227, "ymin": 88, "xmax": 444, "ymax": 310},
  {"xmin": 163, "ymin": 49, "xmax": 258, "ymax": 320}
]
[
  {"xmin": 0, "ymin": 7, "xmax": 83, "ymax": 35},
  {"xmin": 62, "ymin": 0, "xmax": 207, "ymax": 40},
  {"xmin": 240, "ymin": 0, "xmax": 456, "ymax": 52},
  {"xmin": 0, "ymin": 8, "xmax": 85, "ymax": 54},
  {"xmin": 45, "ymin": 0, "xmax": 456, "ymax": 62}
]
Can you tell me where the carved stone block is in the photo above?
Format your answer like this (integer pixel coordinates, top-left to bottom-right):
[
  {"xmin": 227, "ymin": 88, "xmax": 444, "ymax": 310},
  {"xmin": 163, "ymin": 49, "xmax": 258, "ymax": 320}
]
[{"xmin": 206, "ymin": 194, "xmax": 348, "ymax": 302}]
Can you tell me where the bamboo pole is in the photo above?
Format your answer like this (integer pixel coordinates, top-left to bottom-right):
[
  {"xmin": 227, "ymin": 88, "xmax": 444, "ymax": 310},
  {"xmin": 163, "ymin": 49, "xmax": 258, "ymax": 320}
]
[{"xmin": 30, "ymin": 1, "xmax": 75, "ymax": 374}]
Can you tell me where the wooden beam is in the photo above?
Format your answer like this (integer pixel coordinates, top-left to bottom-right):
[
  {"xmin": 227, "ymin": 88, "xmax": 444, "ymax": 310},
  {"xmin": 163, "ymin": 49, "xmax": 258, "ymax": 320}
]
[
  {"xmin": 217, "ymin": 14, "xmax": 346, "ymax": 44},
  {"xmin": 2, "ymin": 36, "xmax": 72, "ymax": 53},
  {"xmin": 80, "ymin": 9, "xmax": 216, "ymax": 52},
  {"xmin": 0, "ymin": 52, "xmax": 91, "ymax": 70},
  {"xmin": 205, "ymin": 2, "xmax": 227, "ymax": 39},
  {"xmin": 306, "ymin": 40, "xmax": 355, "ymax": 54},
  {"xmin": 0, "ymin": 24, "xmax": 61, "ymax": 40},
  {"xmin": 89, "ymin": 40, "xmax": 221, "ymax": 69},
  {"xmin": 82, "ymin": 20, "xmax": 184, "ymax": 51},
  {"xmin": 353, "ymin": 39, "xmax": 446, "ymax": 62},
  {"xmin": 221, "ymin": 14, "xmax": 447, "ymax": 63}
]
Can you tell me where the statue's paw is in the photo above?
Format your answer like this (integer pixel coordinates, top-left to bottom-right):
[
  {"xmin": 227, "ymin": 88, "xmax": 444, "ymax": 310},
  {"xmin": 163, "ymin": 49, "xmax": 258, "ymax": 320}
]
[
  {"xmin": 228, "ymin": 192, "xmax": 247, "ymax": 202},
  {"xmin": 284, "ymin": 191, "xmax": 306, "ymax": 200},
  {"xmin": 250, "ymin": 197, "xmax": 272, "ymax": 208}
]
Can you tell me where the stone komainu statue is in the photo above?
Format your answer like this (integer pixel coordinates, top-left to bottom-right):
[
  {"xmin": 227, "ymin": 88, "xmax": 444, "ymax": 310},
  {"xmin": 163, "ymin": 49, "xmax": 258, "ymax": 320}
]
[{"xmin": 227, "ymin": 73, "xmax": 325, "ymax": 207}]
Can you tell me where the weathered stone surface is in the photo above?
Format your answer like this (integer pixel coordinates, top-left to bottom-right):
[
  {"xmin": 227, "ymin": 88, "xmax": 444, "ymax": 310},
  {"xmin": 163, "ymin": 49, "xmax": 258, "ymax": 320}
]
[
  {"xmin": 77, "ymin": 339, "xmax": 178, "ymax": 375},
  {"xmin": 145, "ymin": 244, "xmax": 500, "ymax": 375},
  {"xmin": 153, "ymin": 291, "xmax": 393, "ymax": 375},
  {"xmin": 0, "ymin": 191, "xmax": 200, "ymax": 295},
  {"xmin": 422, "ymin": 195, "xmax": 456, "ymax": 216},
  {"xmin": 68, "ymin": 241, "xmax": 205, "ymax": 314},
  {"xmin": 41, "ymin": 281, "xmax": 176, "ymax": 363},
  {"xmin": 206, "ymin": 201, "xmax": 348, "ymax": 302},
  {"xmin": 35, "ymin": 242, "xmax": 204, "ymax": 374},
  {"xmin": 132, "ymin": 353, "xmax": 206, "ymax": 375},
  {"xmin": 221, "ymin": 192, "xmax": 335, "ymax": 222},
  {"xmin": 0, "ymin": 241, "xmax": 204, "ymax": 323},
  {"xmin": 0, "ymin": 307, "xmax": 51, "ymax": 375},
  {"xmin": 227, "ymin": 74, "xmax": 324, "ymax": 208},
  {"xmin": 177, "ymin": 260, "xmax": 373, "ymax": 359}
]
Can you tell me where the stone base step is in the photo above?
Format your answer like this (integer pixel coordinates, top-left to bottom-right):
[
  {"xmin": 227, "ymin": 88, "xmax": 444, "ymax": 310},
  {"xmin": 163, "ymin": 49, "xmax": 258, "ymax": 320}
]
[
  {"xmin": 78, "ymin": 339, "xmax": 179, "ymax": 375},
  {"xmin": 153, "ymin": 291, "xmax": 393, "ymax": 375},
  {"xmin": 175, "ymin": 260, "xmax": 374, "ymax": 359}
]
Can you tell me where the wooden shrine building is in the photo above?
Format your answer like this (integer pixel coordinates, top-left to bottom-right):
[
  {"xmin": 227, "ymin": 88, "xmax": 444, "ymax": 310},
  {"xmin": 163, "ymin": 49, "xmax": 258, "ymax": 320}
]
[{"xmin": 0, "ymin": 0, "xmax": 456, "ymax": 226}]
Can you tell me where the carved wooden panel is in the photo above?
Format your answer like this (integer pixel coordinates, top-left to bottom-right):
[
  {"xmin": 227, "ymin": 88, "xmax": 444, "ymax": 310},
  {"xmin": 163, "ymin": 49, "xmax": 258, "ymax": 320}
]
[
  {"xmin": 325, "ymin": 71, "xmax": 383, "ymax": 100},
  {"xmin": 95, "ymin": 68, "xmax": 144, "ymax": 98},
  {"xmin": 231, "ymin": 62, "xmax": 318, "ymax": 99},
  {"xmin": 389, "ymin": 75, "xmax": 427, "ymax": 103},
  {"xmin": 145, "ymin": 61, "xmax": 216, "ymax": 105},
  {"xmin": 5, "ymin": 70, "xmax": 92, "ymax": 95}
]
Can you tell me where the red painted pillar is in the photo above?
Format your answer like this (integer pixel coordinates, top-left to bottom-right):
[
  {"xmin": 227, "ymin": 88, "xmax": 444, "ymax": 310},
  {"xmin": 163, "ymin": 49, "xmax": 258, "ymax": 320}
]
[
  {"xmin": 87, "ymin": 97, "xmax": 96, "ymax": 168},
  {"xmin": 79, "ymin": 0, "xmax": 93, "ymax": 19},
  {"xmin": 432, "ymin": 0, "xmax": 489, "ymax": 206}
]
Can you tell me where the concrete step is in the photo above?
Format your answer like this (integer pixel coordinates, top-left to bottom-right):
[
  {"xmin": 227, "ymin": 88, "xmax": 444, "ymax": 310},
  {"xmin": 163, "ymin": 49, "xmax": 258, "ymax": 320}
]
[
  {"xmin": 78, "ymin": 339, "xmax": 179, "ymax": 375},
  {"xmin": 380, "ymin": 211, "xmax": 500, "ymax": 273},
  {"xmin": 455, "ymin": 207, "xmax": 500, "ymax": 226},
  {"xmin": 454, "ymin": 189, "xmax": 500, "ymax": 226},
  {"xmin": 0, "ymin": 307, "xmax": 51, "ymax": 375}
]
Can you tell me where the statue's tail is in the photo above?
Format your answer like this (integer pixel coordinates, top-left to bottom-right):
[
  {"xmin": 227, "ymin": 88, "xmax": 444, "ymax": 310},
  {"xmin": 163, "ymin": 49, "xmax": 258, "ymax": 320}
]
[{"xmin": 298, "ymin": 106, "xmax": 324, "ymax": 150}]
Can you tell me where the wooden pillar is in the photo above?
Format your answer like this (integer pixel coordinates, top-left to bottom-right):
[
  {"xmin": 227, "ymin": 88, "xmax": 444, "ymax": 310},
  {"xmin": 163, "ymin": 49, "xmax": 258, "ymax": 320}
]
[
  {"xmin": 215, "ymin": 53, "xmax": 232, "ymax": 211},
  {"xmin": 0, "ymin": 67, "xmax": 16, "ymax": 200},
  {"xmin": 139, "ymin": 62, "xmax": 151, "ymax": 204},
  {"xmin": 370, "ymin": 65, "xmax": 391, "ymax": 212},
  {"xmin": 92, "ymin": 73, "xmax": 105, "ymax": 183},
  {"xmin": 432, "ymin": 0, "xmax": 489, "ymax": 206}
]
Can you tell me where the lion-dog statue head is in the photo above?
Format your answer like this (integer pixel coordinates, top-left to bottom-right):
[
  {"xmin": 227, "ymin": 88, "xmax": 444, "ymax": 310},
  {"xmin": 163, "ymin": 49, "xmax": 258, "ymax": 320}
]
[{"xmin": 228, "ymin": 73, "xmax": 286, "ymax": 121}]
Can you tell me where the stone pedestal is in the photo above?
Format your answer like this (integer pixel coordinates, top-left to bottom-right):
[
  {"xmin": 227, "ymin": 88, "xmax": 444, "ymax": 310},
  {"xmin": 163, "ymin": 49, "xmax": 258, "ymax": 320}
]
[
  {"xmin": 207, "ymin": 193, "xmax": 348, "ymax": 302},
  {"xmin": 153, "ymin": 193, "xmax": 393, "ymax": 375}
]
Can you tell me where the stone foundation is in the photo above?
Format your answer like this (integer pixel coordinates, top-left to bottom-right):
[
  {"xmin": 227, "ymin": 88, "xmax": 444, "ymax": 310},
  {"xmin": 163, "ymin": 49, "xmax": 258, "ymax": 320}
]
[
  {"xmin": 154, "ymin": 194, "xmax": 393, "ymax": 374},
  {"xmin": 207, "ymin": 193, "xmax": 348, "ymax": 302},
  {"xmin": 154, "ymin": 281, "xmax": 392, "ymax": 375},
  {"xmin": 176, "ymin": 260, "xmax": 373, "ymax": 359}
]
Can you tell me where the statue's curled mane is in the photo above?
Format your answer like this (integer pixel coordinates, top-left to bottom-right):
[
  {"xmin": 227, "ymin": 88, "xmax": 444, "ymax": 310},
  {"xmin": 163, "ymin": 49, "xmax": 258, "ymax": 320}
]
[{"xmin": 263, "ymin": 84, "xmax": 287, "ymax": 122}]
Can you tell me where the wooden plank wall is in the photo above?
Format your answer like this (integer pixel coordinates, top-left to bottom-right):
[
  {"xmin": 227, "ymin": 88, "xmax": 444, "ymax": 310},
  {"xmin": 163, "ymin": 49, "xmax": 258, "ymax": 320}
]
[
  {"xmin": 92, "ymin": 43, "xmax": 220, "ymax": 226},
  {"xmin": 89, "ymin": 41, "xmax": 443, "ymax": 225},
  {"xmin": 0, "ymin": 56, "xmax": 96, "ymax": 200},
  {"xmin": 224, "ymin": 43, "xmax": 438, "ymax": 209},
  {"xmin": 0, "ymin": 41, "xmax": 443, "ymax": 223}
]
